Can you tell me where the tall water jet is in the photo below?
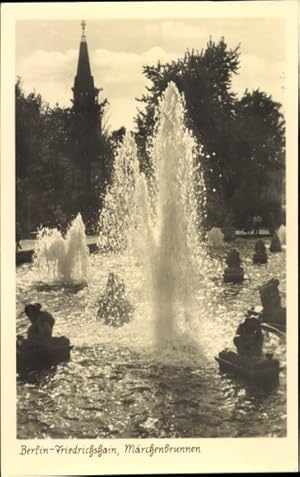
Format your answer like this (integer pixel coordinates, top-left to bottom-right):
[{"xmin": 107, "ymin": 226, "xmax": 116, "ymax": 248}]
[
  {"xmin": 148, "ymin": 82, "xmax": 207, "ymax": 345},
  {"xmin": 33, "ymin": 213, "xmax": 89, "ymax": 284},
  {"xmin": 97, "ymin": 82, "xmax": 208, "ymax": 349}
]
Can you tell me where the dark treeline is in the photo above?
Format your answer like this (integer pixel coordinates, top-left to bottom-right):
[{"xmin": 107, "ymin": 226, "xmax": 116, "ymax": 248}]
[
  {"xmin": 134, "ymin": 38, "xmax": 285, "ymax": 232},
  {"xmin": 16, "ymin": 77, "xmax": 125, "ymax": 235},
  {"xmin": 16, "ymin": 37, "xmax": 285, "ymax": 237}
]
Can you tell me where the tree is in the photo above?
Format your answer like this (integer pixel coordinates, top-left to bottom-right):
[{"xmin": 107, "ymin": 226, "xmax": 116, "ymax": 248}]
[
  {"xmin": 134, "ymin": 39, "xmax": 240, "ymax": 228},
  {"xmin": 68, "ymin": 91, "xmax": 110, "ymax": 230},
  {"xmin": 134, "ymin": 39, "xmax": 285, "ymax": 229},
  {"xmin": 16, "ymin": 78, "xmax": 114, "ymax": 235},
  {"xmin": 15, "ymin": 78, "xmax": 49, "ymax": 232},
  {"xmin": 232, "ymin": 89, "xmax": 285, "ymax": 228}
]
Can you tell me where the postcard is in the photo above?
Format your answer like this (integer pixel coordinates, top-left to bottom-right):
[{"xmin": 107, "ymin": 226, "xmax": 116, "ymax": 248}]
[{"xmin": 1, "ymin": 1, "xmax": 298, "ymax": 475}]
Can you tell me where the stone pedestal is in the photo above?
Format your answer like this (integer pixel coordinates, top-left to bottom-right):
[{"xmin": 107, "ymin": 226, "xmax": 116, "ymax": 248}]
[
  {"xmin": 270, "ymin": 233, "xmax": 282, "ymax": 252},
  {"xmin": 253, "ymin": 239, "xmax": 268, "ymax": 264},
  {"xmin": 259, "ymin": 278, "xmax": 286, "ymax": 328},
  {"xmin": 223, "ymin": 249, "xmax": 244, "ymax": 283}
]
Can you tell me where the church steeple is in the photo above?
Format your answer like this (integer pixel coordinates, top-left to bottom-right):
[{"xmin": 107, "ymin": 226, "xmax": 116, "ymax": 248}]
[
  {"xmin": 72, "ymin": 20, "xmax": 99, "ymax": 112},
  {"xmin": 81, "ymin": 19, "xmax": 86, "ymax": 41},
  {"xmin": 69, "ymin": 21, "xmax": 106, "ymax": 225}
]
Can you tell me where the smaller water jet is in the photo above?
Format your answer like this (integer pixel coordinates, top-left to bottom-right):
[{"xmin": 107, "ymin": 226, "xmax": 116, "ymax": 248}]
[
  {"xmin": 33, "ymin": 213, "xmax": 89, "ymax": 284},
  {"xmin": 207, "ymin": 227, "xmax": 224, "ymax": 247},
  {"xmin": 277, "ymin": 225, "xmax": 286, "ymax": 245}
]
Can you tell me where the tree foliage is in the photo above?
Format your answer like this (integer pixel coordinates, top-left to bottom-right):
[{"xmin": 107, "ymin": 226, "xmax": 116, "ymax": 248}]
[
  {"xmin": 231, "ymin": 89, "xmax": 285, "ymax": 228},
  {"xmin": 15, "ymin": 79, "xmax": 116, "ymax": 235},
  {"xmin": 16, "ymin": 36, "xmax": 285, "ymax": 235},
  {"xmin": 134, "ymin": 39, "xmax": 285, "ymax": 229}
]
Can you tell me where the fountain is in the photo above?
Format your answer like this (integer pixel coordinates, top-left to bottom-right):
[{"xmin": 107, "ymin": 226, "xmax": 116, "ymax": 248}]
[
  {"xmin": 16, "ymin": 82, "xmax": 287, "ymax": 439},
  {"xmin": 147, "ymin": 82, "xmax": 208, "ymax": 346},
  {"xmin": 33, "ymin": 213, "xmax": 89, "ymax": 284},
  {"xmin": 98, "ymin": 82, "xmax": 207, "ymax": 347},
  {"xmin": 207, "ymin": 227, "xmax": 224, "ymax": 247},
  {"xmin": 98, "ymin": 131, "xmax": 142, "ymax": 254},
  {"xmin": 277, "ymin": 224, "xmax": 286, "ymax": 245}
]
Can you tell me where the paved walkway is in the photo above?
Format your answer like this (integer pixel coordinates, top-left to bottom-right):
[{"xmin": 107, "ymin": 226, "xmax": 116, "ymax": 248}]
[
  {"xmin": 16, "ymin": 235, "xmax": 99, "ymax": 264},
  {"xmin": 16, "ymin": 229, "xmax": 271, "ymax": 265},
  {"xmin": 17, "ymin": 235, "xmax": 99, "ymax": 253},
  {"xmin": 18, "ymin": 228, "xmax": 271, "ymax": 250},
  {"xmin": 20, "ymin": 229, "xmax": 270, "ymax": 252}
]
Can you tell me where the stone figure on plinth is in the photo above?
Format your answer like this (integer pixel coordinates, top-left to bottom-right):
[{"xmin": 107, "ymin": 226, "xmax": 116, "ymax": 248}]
[
  {"xmin": 259, "ymin": 278, "xmax": 286, "ymax": 328},
  {"xmin": 270, "ymin": 232, "xmax": 282, "ymax": 252},
  {"xmin": 223, "ymin": 249, "xmax": 244, "ymax": 283},
  {"xmin": 253, "ymin": 239, "xmax": 268, "ymax": 264}
]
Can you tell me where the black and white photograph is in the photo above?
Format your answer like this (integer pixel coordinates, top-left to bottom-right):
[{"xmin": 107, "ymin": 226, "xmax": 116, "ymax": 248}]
[{"xmin": 1, "ymin": 1, "xmax": 298, "ymax": 475}]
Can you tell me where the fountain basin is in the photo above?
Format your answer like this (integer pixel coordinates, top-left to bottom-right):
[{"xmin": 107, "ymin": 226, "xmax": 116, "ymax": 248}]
[
  {"xmin": 16, "ymin": 239, "xmax": 286, "ymax": 438},
  {"xmin": 16, "ymin": 83, "xmax": 286, "ymax": 439}
]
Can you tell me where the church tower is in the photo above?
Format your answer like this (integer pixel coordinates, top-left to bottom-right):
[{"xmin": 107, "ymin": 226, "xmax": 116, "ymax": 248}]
[
  {"xmin": 70, "ymin": 21, "xmax": 104, "ymax": 223},
  {"xmin": 72, "ymin": 20, "xmax": 101, "ymax": 131}
]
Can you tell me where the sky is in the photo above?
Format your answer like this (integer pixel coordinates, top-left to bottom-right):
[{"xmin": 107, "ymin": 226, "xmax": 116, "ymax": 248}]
[{"xmin": 16, "ymin": 18, "xmax": 286, "ymax": 131}]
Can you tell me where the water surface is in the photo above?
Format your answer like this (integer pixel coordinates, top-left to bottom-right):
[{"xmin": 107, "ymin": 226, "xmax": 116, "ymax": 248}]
[{"xmin": 17, "ymin": 239, "xmax": 286, "ymax": 438}]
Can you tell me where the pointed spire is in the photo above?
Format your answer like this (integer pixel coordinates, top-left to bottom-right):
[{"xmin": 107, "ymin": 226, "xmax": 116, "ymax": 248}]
[
  {"xmin": 81, "ymin": 19, "xmax": 86, "ymax": 42},
  {"xmin": 74, "ymin": 20, "xmax": 94, "ymax": 91}
]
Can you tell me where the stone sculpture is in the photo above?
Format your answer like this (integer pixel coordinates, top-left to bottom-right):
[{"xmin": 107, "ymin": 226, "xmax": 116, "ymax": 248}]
[
  {"xmin": 223, "ymin": 249, "xmax": 244, "ymax": 283},
  {"xmin": 253, "ymin": 239, "xmax": 268, "ymax": 264},
  {"xmin": 270, "ymin": 233, "xmax": 281, "ymax": 252},
  {"xmin": 259, "ymin": 278, "xmax": 286, "ymax": 328}
]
